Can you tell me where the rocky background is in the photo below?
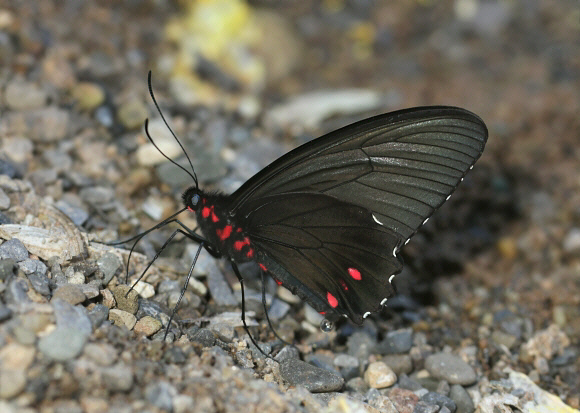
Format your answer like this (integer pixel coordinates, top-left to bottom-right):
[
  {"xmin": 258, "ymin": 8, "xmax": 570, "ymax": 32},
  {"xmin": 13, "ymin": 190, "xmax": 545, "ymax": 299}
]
[{"xmin": 0, "ymin": 1, "xmax": 578, "ymax": 412}]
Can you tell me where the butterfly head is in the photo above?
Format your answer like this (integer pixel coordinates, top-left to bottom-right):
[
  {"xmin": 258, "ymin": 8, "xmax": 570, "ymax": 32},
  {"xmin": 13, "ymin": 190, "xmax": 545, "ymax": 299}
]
[{"xmin": 182, "ymin": 186, "xmax": 202, "ymax": 212}]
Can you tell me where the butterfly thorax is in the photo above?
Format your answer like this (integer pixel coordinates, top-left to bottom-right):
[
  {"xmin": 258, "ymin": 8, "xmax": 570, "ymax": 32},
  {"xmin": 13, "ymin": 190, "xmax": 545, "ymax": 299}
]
[{"xmin": 184, "ymin": 188, "xmax": 255, "ymax": 262}]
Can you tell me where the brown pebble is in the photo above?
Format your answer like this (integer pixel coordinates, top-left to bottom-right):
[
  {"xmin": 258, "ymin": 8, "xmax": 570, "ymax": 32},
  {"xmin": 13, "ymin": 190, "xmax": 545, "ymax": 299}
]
[
  {"xmin": 134, "ymin": 316, "xmax": 162, "ymax": 337},
  {"xmin": 111, "ymin": 285, "xmax": 139, "ymax": 314},
  {"xmin": 52, "ymin": 284, "xmax": 86, "ymax": 305},
  {"xmin": 109, "ymin": 309, "xmax": 137, "ymax": 330}
]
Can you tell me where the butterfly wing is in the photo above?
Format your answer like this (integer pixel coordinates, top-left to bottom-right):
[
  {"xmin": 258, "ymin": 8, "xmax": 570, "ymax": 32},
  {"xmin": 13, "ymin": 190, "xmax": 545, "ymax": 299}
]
[
  {"xmin": 231, "ymin": 106, "xmax": 488, "ymax": 242},
  {"xmin": 245, "ymin": 193, "xmax": 402, "ymax": 324}
]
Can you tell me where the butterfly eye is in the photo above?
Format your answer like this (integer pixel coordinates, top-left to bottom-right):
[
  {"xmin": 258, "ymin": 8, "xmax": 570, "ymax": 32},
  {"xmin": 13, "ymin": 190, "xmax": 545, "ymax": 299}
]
[{"xmin": 191, "ymin": 194, "xmax": 200, "ymax": 206}]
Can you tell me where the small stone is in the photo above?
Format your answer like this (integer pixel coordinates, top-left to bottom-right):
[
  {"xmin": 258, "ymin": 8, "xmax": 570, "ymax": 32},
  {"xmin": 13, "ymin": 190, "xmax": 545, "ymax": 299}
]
[
  {"xmin": 412, "ymin": 401, "xmax": 439, "ymax": 413},
  {"xmin": 134, "ymin": 316, "xmax": 162, "ymax": 336},
  {"xmin": 79, "ymin": 283, "xmax": 100, "ymax": 300},
  {"xmin": 67, "ymin": 271, "xmax": 86, "ymax": 285},
  {"xmin": 279, "ymin": 359, "xmax": 344, "ymax": 393},
  {"xmin": 383, "ymin": 354, "xmax": 414, "ymax": 375},
  {"xmin": 0, "ymin": 343, "xmax": 36, "ymax": 370},
  {"xmin": 563, "ymin": 228, "xmax": 580, "ymax": 252},
  {"xmin": 1, "ymin": 137, "xmax": 33, "ymax": 164},
  {"xmin": 4, "ymin": 78, "xmax": 47, "ymax": 110},
  {"xmin": 100, "ymin": 363, "xmax": 134, "ymax": 391},
  {"xmin": 72, "ymin": 82, "xmax": 105, "ymax": 111},
  {"xmin": 101, "ymin": 289, "xmax": 116, "ymax": 308},
  {"xmin": 88, "ymin": 304, "xmax": 109, "ymax": 330},
  {"xmin": 420, "ymin": 392, "xmax": 457, "ymax": 412},
  {"xmin": 449, "ymin": 384, "xmax": 475, "ymax": 413},
  {"xmin": 97, "ymin": 253, "xmax": 122, "ymax": 285},
  {"xmin": 145, "ymin": 381, "xmax": 177, "ymax": 411},
  {"xmin": 206, "ymin": 263, "xmax": 237, "ymax": 306},
  {"xmin": 109, "ymin": 309, "xmax": 137, "ymax": 330},
  {"xmin": 38, "ymin": 327, "xmax": 88, "ymax": 361},
  {"xmin": 387, "ymin": 387, "xmax": 419, "ymax": 413},
  {"xmin": 209, "ymin": 323, "xmax": 235, "ymax": 342},
  {"xmin": 0, "ymin": 258, "xmax": 16, "ymax": 280},
  {"xmin": 491, "ymin": 330, "xmax": 518, "ymax": 349},
  {"xmin": 187, "ymin": 328, "xmax": 216, "ymax": 347},
  {"xmin": 379, "ymin": 328, "xmax": 413, "ymax": 354},
  {"xmin": 173, "ymin": 395, "xmax": 195, "ymax": 413},
  {"xmin": 18, "ymin": 259, "xmax": 47, "ymax": 275},
  {"xmin": 334, "ymin": 354, "xmax": 359, "ymax": 369},
  {"xmin": 347, "ymin": 331, "xmax": 376, "ymax": 360},
  {"xmin": 0, "ymin": 188, "xmax": 10, "ymax": 210},
  {"xmin": 83, "ymin": 343, "xmax": 118, "ymax": 366},
  {"xmin": 133, "ymin": 280, "xmax": 155, "ymax": 298},
  {"xmin": 364, "ymin": 361, "xmax": 397, "ymax": 389},
  {"xmin": 521, "ymin": 324, "xmax": 571, "ymax": 361},
  {"xmin": 52, "ymin": 284, "xmax": 86, "ymax": 305},
  {"xmin": 0, "ymin": 238, "xmax": 29, "ymax": 261},
  {"xmin": 27, "ymin": 272, "xmax": 50, "ymax": 296},
  {"xmin": 0, "ymin": 369, "xmax": 27, "ymax": 399},
  {"xmin": 424, "ymin": 353, "xmax": 477, "ymax": 386},
  {"xmin": 274, "ymin": 345, "xmax": 300, "ymax": 363},
  {"xmin": 111, "ymin": 285, "xmax": 139, "ymax": 314},
  {"xmin": 117, "ymin": 99, "xmax": 148, "ymax": 130}
]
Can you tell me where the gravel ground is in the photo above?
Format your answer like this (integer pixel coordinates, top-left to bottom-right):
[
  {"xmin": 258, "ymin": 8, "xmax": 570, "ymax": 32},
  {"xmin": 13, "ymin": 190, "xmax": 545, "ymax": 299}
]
[{"xmin": 1, "ymin": 1, "xmax": 579, "ymax": 412}]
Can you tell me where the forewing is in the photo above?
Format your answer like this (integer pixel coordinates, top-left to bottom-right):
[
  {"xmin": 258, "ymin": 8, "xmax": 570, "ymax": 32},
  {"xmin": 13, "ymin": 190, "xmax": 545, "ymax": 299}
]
[
  {"xmin": 246, "ymin": 193, "xmax": 402, "ymax": 324},
  {"xmin": 231, "ymin": 106, "xmax": 487, "ymax": 241}
]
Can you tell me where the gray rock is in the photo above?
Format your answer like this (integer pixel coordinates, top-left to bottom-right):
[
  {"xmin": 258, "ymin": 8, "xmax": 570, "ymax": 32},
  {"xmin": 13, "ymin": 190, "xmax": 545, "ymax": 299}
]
[
  {"xmin": 52, "ymin": 284, "xmax": 86, "ymax": 305},
  {"xmin": 279, "ymin": 359, "xmax": 344, "ymax": 393},
  {"xmin": 413, "ymin": 401, "xmax": 440, "ymax": 413},
  {"xmin": 274, "ymin": 345, "xmax": 300, "ymax": 363},
  {"xmin": 207, "ymin": 263, "xmax": 237, "ymax": 306},
  {"xmin": 52, "ymin": 298, "xmax": 92, "ymax": 335},
  {"xmin": 38, "ymin": 326, "xmax": 88, "ymax": 361},
  {"xmin": 449, "ymin": 384, "xmax": 475, "ymax": 413},
  {"xmin": 100, "ymin": 363, "xmax": 134, "ymax": 391},
  {"xmin": 96, "ymin": 252, "xmax": 122, "ymax": 285},
  {"xmin": 27, "ymin": 272, "xmax": 51, "ymax": 296},
  {"xmin": 0, "ymin": 369, "xmax": 27, "ymax": 399},
  {"xmin": 0, "ymin": 187, "xmax": 10, "ymax": 210},
  {"xmin": 145, "ymin": 381, "xmax": 177, "ymax": 411},
  {"xmin": 187, "ymin": 328, "xmax": 216, "ymax": 347},
  {"xmin": 5, "ymin": 278, "xmax": 31, "ymax": 306},
  {"xmin": 424, "ymin": 353, "xmax": 477, "ymax": 386},
  {"xmin": 420, "ymin": 392, "xmax": 457, "ymax": 412},
  {"xmin": 18, "ymin": 259, "xmax": 47, "ymax": 275},
  {"xmin": 0, "ymin": 238, "xmax": 29, "ymax": 261},
  {"xmin": 346, "ymin": 331, "xmax": 376, "ymax": 360},
  {"xmin": 56, "ymin": 200, "xmax": 89, "ymax": 226},
  {"xmin": 0, "ymin": 305, "xmax": 12, "ymax": 322},
  {"xmin": 209, "ymin": 323, "xmax": 235, "ymax": 342},
  {"xmin": 334, "ymin": 354, "xmax": 359, "ymax": 369},
  {"xmin": 383, "ymin": 354, "xmax": 413, "ymax": 375},
  {"xmin": 88, "ymin": 304, "xmax": 109, "ymax": 330},
  {"xmin": 379, "ymin": 328, "xmax": 413, "ymax": 354},
  {"xmin": 399, "ymin": 374, "xmax": 425, "ymax": 391},
  {"xmin": 4, "ymin": 78, "xmax": 47, "ymax": 110},
  {"xmin": 0, "ymin": 258, "xmax": 16, "ymax": 280}
]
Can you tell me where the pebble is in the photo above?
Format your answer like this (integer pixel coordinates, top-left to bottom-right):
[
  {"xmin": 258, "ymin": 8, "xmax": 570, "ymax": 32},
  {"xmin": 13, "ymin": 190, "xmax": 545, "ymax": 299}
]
[
  {"xmin": 424, "ymin": 353, "xmax": 477, "ymax": 386},
  {"xmin": 209, "ymin": 323, "xmax": 235, "ymax": 342},
  {"xmin": 379, "ymin": 328, "xmax": 414, "ymax": 354},
  {"xmin": 145, "ymin": 381, "xmax": 177, "ymax": 411},
  {"xmin": 366, "ymin": 388, "xmax": 399, "ymax": 412},
  {"xmin": 1, "ymin": 137, "xmax": 34, "ymax": 164},
  {"xmin": 111, "ymin": 285, "xmax": 139, "ymax": 314},
  {"xmin": 0, "ymin": 258, "xmax": 16, "ymax": 280},
  {"xmin": 55, "ymin": 200, "xmax": 89, "ymax": 227},
  {"xmin": 26, "ymin": 107, "xmax": 70, "ymax": 142},
  {"xmin": 420, "ymin": 392, "xmax": 457, "ymax": 412},
  {"xmin": 109, "ymin": 309, "xmax": 137, "ymax": 330},
  {"xmin": 96, "ymin": 252, "xmax": 122, "ymax": 286},
  {"xmin": 88, "ymin": 304, "xmax": 109, "ymax": 329},
  {"xmin": 79, "ymin": 283, "xmax": 100, "ymax": 300},
  {"xmin": 207, "ymin": 263, "xmax": 237, "ymax": 306},
  {"xmin": 274, "ymin": 345, "xmax": 300, "ymax": 363},
  {"xmin": 18, "ymin": 258, "xmax": 47, "ymax": 275},
  {"xmin": 134, "ymin": 316, "xmax": 162, "ymax": 336},
  {"xmin": 0, "ymin": 369, "xmax": 27, "ymax": 399},
  {"xmin": 101, "ymin": 288, "xmax": 115, "ymax": 308},
  {"xmin": 412, "ymin": 401, "xmax": 440, "ymax": 413},
  {"xmin": 449, "ymin": 384, "xmax": 475, "ymax": 413},
  {"xmin": 52, "ymin": 284, "xmax": 86, "ymax": 305},
  {"xmin": 4, "ymin": 78, "xmax": 47, "ymax": 110},
  {"xmin": 364, "ymin": 361, "xmax": 397, "ymax": 389},
  {"xmin": 83, "ymin": 343, "xmax": 118, "ymax": 366},
  {"xmin": 383, "ymin": 354, "xmax": 414, "ymax": 375},
  {"xmin": 38, "ymin": 326, "xmax": 88, "ymax": 361},
  {"xmin": 346, "ymin": 332, "xmax": 376, "ymax": 360},
  {"xmin": 387, "ymin": 387, "xmax": 419, "ymax": 413},
  {"xmin": 72, "ymin": 82, "xmax": 105, "ymax": 111},
  {"xmin": 0, "ymin": 238, "xmax": 29, "ymax": 261},
  {"xmin": 187, "ymin": 328, "xmax": 216, "ymax": 348},
  {"xmin": 334, "ymin": 354, "xmax": 359, "ymax": 369},
  {"xmin": 27, "ymin": 272, "xmax": 51, "ymax": 296},
  {"xmin": 117, "ymin": 98, "xmax": 148, "ymax": 130},
  {"xmin": 521, "ymin": 324, "xmax": 570, "ymax": 361},
  {"xmin": 100, "ymin": 363, "xmax": 134, "ymax": 391},
  {"xmin": 491, "ymin": 330, "xmax": 518, "ymax": 349},
  {"xmin": 279, "ymin": 359, "xmax": 344, "ymax": 393},
  {"xmin": 0, "ymin": 188, "xmax": 10, "ymax": 210},
  {"xmin": 266, "ymin": 298, "xmax": 290, "ymax": 321}
]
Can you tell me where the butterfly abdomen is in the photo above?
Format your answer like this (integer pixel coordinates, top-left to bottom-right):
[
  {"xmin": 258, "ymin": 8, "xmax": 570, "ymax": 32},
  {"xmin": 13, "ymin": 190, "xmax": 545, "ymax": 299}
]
[{"xmin": 193, "ymin": 192, "xmax": 256, "ymax": 263}]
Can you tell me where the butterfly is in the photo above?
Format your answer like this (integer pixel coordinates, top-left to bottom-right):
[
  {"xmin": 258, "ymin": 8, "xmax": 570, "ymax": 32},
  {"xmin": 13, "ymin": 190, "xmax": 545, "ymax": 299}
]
[{"xmin": 124, "ymin": 72, "xmax": 487, "ymax": 345}]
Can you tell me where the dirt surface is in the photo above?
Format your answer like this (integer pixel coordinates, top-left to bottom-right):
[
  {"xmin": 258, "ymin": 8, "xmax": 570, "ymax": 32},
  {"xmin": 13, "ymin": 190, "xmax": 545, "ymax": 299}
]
[{"xmin": 0, "ymin": 1, "xmax": 579, "ymax": 412}]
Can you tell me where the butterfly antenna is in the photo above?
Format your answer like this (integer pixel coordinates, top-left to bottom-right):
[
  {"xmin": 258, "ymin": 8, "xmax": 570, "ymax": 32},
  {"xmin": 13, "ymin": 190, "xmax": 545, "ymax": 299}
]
[{"xmin": 147, "ymin": 71, "xmax": 198, "ymax": 188}]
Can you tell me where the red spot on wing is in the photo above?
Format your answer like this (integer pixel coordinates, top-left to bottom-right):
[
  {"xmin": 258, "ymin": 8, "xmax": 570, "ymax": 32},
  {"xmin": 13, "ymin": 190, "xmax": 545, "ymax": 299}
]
[
  {"xmin": 201, "ymin": 207, "xmax": 211, "ymax": 219},
  {"xmin": 327, "ymin": 292, "xmax": 339, "ymax": 308},
  {"xmin": 187, "ymin": 207, "xmax": 194, "ymax": 213},
  {"xmin": 216, "ymin": 225, "xmax": 233, "ymax": 241},
  {"xmin": 348, "ymin": 267, "xmax": 361, "ymax": 280},
  {"xmin": 319, "ymin": 311, "xmax": 326, "ymax": 315},
  {"xmin": 339, "ymin": 279, "xmax": 348, "ymax": 291},
  {"xmin": 236, "ymin": 228, "xmax": 242, "ymax": 233},
  {"xmin": 259, "ymin": 263, "xmax": 268, "ymax": 272},
  {"xmin": 234, "ymin": 237, "xmax": 251, "ymax": 251},
  {"xmin": 246, "ymin": 248, "xmax": 254, "ymax": 258},
  {"xmin": 275, "ymin": 279, "xmax": 282, "ymax": 285},
  {"xmin": 211, "ymin": 210, "xmax": 219, "ymax": 223}
]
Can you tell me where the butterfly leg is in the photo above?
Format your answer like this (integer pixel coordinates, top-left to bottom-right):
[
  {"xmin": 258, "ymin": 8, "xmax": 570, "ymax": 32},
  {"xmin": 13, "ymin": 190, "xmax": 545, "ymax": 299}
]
[
  {"xmin": 231, "ymin": 262, "xmax": 270, "ymax": 358},
  {"xmin": 163, "ymin": 241, "xmax": 205, "ymax": 340},
  {"xmin": 260, "ymin": 270, "xmax": 292, "ymax": 346}
]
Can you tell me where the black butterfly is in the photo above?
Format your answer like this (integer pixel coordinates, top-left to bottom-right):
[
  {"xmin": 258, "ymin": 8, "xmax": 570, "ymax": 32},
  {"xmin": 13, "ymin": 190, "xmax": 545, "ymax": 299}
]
[{"xmin": 125, "ymin": 73, "xmax": 487, "ymax": 343}]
